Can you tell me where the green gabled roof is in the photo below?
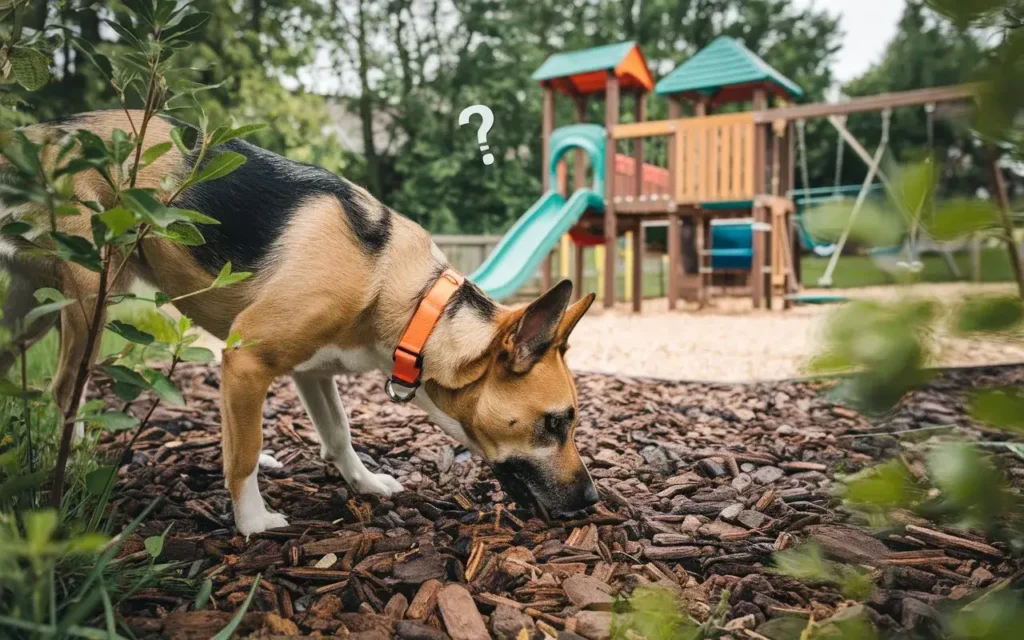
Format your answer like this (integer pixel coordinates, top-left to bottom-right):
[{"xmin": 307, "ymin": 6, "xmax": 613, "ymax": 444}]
[
  {"xmin": 655, "ymin": 36, "xmax": 803, "ymax": 99},
  {"xmin": 532, "ymin": 41, "xmax": 637, "ymax": 81}
]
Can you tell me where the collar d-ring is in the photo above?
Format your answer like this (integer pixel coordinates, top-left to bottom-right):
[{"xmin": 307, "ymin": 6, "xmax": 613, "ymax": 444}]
[{"xmin": 385, "ymin": 378, "xmax": 418, "ymax": 403}]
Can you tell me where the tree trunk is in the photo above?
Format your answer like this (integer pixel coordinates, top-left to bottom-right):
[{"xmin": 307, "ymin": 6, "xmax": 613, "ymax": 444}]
[{"xmin": 356, "ymin": 0, "xmax": 381, "ymax": 196}]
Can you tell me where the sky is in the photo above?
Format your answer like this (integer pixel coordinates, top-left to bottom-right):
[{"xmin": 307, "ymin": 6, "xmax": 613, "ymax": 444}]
[{"xmin": 794, "ymin": 0, "xmax": 905, "ymax": 83}]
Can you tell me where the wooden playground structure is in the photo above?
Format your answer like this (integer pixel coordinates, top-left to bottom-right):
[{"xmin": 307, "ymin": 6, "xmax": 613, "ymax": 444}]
[{"xmin": 532, "ymin": 38, "xmax": 978, "ymax": 311}]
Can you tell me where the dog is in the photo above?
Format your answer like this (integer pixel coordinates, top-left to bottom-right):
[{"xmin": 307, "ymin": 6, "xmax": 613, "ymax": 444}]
[{"xmin": 0, "ymin": 111, "xmax": 599, "ymax": 535}]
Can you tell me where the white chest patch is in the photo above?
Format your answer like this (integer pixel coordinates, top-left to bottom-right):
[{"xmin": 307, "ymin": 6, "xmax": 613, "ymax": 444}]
[{"xmin": 293, "ymin": 346, "xmax": 384, "ymax": 375}]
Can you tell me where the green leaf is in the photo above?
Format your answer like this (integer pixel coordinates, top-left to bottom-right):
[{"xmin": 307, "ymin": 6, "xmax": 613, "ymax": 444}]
[
  {"xmin": 194, "ymin": 151, "xmax": 246, "ymax": 184},
  {"xmin": 0, "ymin": 221, "xmax": 32, "ymax": 236},
  {"xmin": 107, "ymin": 320, "xmax": 155, "ymax": 345},
  {"xmin": 773, "ymin": 542, "xmax": 831, "ymax": 582},
  {"xmin": 0, "ymin": 378, "xmax": 41, "ymax": 399},
  {"xmin": 24, "ymin": 299, "xmax": 74, "ymax": 327},
  {"xmin": 85, "ymin": 466, "xmax": 116, "ymax": 496},
  {"xmin": 971, "ymin": 387, "xmax": 1024, "ymax": 432},
  {"xmin": 70, "ymin": 35, "xmax": 113, "ymax": 80},
  {"xmin": 24, "ymin": 510, "xmax": 58, "ymax": 550},
  {"xmin": 50, "ymin": 231, "xmax": 102, "ymax": 271},
  {"xmin": 9, "ymin": 47, "xmax": 50, "ymax": 91},
  {"xmin": 0, "ymin": 470, "xmax": 46, "ymax": 501},
  {"xmin": 927, "ymin": 199, "xmax": 998, "ymax": 240},
  {"xmin": 65, "ymin": 533, "xmax": 110, "ymax": 555},
  {"xmin": 211, "ymin": 575, "xmax": 261, "ymax": 640},
  {"xmin": 85, "ymin": 411, "xmax": 139, "ymax": 432},
  {"xmin": 162, "ymin": 12, "xmax": 211, "ymax": 41},
  {"xmin": 178, "ymin": 346, "xmax": 215, "ymax": 363},
  {"xmin": 144, "ymin": 535, "xmax": 164, "ymax": 559},
  {"xmin": 154, "ymin": 291, "xmax": 171, "ymax": 307},
  {"xmin": 194, "ymin": 579, "xmax": 213, "ymax": 610},
  {"xmin": 172, "ymin": 208, "xmax": 220, "ymax": 225},
  {"xmin": 210, "ymin": 123, "xmax": 267, "ymax": 147},
  {"xmin": 112, "ymin": 381, "xmax": 142, "ymax": 403},
  {"xmin": 954, "ymin": 295, "xmax": 1024, "ymax": 334},
  {"xmin": 928, "ymin": 443, "xmax": 1009, "ymax": 524},
  {"xmin": 213, "ymin": 261, "xmax": 252, "ymax": 288},
  {"xmin": 33, "ymin": 288, "xmax": 66, "ymax": 304},
  {"xmin": 104, "ymin": 19, "xmax": 145, "ymax": 50},
  {"xmin": 98, "ymin": 206, "xmax": 138, "ymax": 238},
  {"xmin": 844, "ymin": 460, "xmax": 919, "ymax": 510},
  {"xmin": 156, "ymin": 221, "xmax": 205, "ymax": 246},
  {"xmin": 169, "ymin": 126, "xmax": 192, "ymax": 155},
  {"xmin": 143, "ymin": 369, "xmax": 184, "ymax": 406},
  {"xmin": 99, "ymin": 364, "xmax": 151, "ymax": 390},
  {"xmin": 141, "ymin": 141, "xmax": 172, "ymax": 167}
]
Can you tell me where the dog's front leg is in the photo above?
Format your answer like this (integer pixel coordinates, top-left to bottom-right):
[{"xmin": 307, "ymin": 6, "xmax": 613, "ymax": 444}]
[
  {"xmin": 222, "ymin": 345, "xmax": 288, "ymax": 536},
  {"xmin": 291, "ymin": 371, "xmax": 403, "ymax": 496}
]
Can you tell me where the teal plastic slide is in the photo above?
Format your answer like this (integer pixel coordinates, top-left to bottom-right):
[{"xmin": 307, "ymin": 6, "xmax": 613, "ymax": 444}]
[{"xmin": 470, "ymin": 124, "xmax": 607, "ymax": 301}]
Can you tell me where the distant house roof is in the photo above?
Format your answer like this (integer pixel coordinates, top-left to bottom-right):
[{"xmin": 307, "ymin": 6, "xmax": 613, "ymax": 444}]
[
  {"xmin": 532, "ymin": 41, "xmax": 654, "ymax": 96},
  {"xmin": 655, "ymin": 36, "xmax": 803, "ymax": 104}
]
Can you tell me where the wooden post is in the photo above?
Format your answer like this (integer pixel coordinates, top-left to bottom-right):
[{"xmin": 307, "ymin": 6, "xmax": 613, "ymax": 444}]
[
  {"xmin": 603, "ymin": 71, "xmax": 620, "ymax": 309},
  {"xmin": 570, "ymin": 95, "xmax": 588, "ymax": 301},
  {"xmin": 541, "ymin": 85, "xmax": 555, "ymax": 293},
  {"xmin": 695, "ymin": 214, "xmax": 707, "ymax": 307},
  {"xmin": 632, "ymin": 222, "xmax": 643, "ymax": 312},
  {"xmin": 788, "ymin": 121, "xmax": 802, "ymax": 287},
  {"xmin": 751, "ymin": 89, "xmax": 769, "ymax": 309},
  {"xmin": 574, "ymin": 242, "xmax": 585, "ymax": 300},
  {"xmin": 574, "ymin": 96, "xmax": 587, "ymax": 190},
  {"xmin": 633, "ymin": 91, "xmax": 646, "ymax": 198},
  {"xmin": 751, "ymin": 203, "xmax": 766, "ymax": 309},
  {"xmin": 668, "ymin": 212, "xmax": 681, "ymax": 310},
  {"xmin": 542, "ymin": 85, "xmax": 554, "ymax": 192}
]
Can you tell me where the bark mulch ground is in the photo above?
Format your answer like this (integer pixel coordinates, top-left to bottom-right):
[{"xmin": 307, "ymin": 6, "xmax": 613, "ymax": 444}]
[{"xmin": 97, "ymin": 363, "xmax": 1024, "ymax": 640}]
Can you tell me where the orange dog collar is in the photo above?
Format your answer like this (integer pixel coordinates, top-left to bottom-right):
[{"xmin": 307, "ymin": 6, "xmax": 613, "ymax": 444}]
[{"xmin": 386, "ymin": 268, "xmax": 465, "ymax": 402}]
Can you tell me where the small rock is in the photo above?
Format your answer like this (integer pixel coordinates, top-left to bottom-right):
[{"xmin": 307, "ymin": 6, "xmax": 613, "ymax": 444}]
[
  {"xmin": 314, "ymin": 552, "xmax": 338, "ymax": 569},
  {"xmin": 731, "ymin": 473, "xmax": 752, "ymax": 493},
  {"xmin": 735, "ymin": 408, "xmax": 756, "ymax": 421},
  {"xmin": 752, "ymin": 466, "xmax": 785, "ymax": 485},
  {"xmin": 720, "ymin": 504, "xmax": 744, "ymax": 521},
  {"xmin": 900, "ymin": 598, "xmax": 941, "ymax": 634},
  {"xmin": 641, "ymin": 446, "xmax": 673, "ymax": 476},
  {"xmin": 698, "ymin": 458, "xmax": 729, "ymax": 478},
  {"xmin": 740, "ymin": 463, "xmax": 755, "ymax": 473},
  {"xmin": 970, "ymin": 566, "xmax": 995, "ymax": 586},
  {"xmin": 774, "ymin": 424, "xmax": 794, "ymax": 435},
  {"xmin": 724, "ymin": 614, "xmax": 756, "ymax": 631},
  {"xmin": 489, "ymin": 604, "xmax": 534, "ymax": 640},
  {"xmin": 737, "ymin": 510, "xmax": 768, "ymax": 529}
]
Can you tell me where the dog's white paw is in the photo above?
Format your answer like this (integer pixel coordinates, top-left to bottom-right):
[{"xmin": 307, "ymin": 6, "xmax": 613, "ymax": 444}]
[
  {"xmin": 348, "ymin": 470, "xmax": 403, "ymax": 497},
  {"xmin": 258, "ymin": 453, "xmax": 282, "ymax": 469},
  {"xmin": 236, "ymin": 509, "xmax": 289, "ymax": 537}
]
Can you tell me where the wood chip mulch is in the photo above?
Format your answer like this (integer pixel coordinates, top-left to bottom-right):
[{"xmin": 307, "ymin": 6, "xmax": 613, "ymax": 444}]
[{"xmin": 96, "ymin": 363, "xmax": 1024, "ymax": 640}]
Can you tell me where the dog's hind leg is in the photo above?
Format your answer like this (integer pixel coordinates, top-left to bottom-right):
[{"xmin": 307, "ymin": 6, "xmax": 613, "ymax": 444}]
[{"xmin": 291, "ymin": 371, "xmax": 403, "ymax": 496}]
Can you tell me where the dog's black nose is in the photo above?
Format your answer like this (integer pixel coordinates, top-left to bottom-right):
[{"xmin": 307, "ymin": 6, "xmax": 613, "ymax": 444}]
[{"xmin": 581, "ymin": 481, "xmax": 600, "ymax": 507}]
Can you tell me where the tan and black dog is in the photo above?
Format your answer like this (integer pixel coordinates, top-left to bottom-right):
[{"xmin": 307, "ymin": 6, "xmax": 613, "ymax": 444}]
[{"xmin": 0, "ymin": 110, "xmax": 599, "ymax": 535}]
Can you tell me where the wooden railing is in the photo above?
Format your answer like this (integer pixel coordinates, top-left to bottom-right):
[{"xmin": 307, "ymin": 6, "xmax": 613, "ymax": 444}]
[{"xmin": 612, "ymin": 112, "xmax": 758, "ymax": 206}]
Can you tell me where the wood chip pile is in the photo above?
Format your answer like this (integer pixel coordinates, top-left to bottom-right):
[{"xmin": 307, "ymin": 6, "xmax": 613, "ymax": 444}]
[{"xmin": 97, "ymin": 364, "xmax": 1024, "ymax": 639}]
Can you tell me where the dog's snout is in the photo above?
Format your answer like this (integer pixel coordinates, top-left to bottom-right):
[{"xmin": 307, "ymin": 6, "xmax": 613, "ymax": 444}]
[{"xmin": 581, "ymin": 481, "xmax": 599, "ymax": 507}]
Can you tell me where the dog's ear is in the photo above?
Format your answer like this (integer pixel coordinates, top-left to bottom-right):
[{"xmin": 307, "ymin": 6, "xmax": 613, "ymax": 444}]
[
  {"xmin": 504, "ymin": 279, "xmax": 573, "ymax": 373},
  {"xmin": 557, "ymin": 292, "xmax": 595, "ymax": 342}
]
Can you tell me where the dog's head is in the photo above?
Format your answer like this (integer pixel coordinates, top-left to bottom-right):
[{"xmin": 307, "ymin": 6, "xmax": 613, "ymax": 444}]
[{"xmin": 425, "ymin": 279, "xmax": 598, "ymax": 518}]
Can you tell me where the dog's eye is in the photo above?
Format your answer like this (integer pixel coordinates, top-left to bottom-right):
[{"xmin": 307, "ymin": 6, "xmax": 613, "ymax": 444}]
[{"xmin": 543, "ymin": 408, "xmax": 574, "ymax": 441}]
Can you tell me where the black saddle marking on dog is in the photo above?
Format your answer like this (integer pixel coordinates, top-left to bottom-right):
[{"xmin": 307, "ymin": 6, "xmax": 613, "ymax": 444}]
[
  {"xmin": 172, "ymin": 133, "xmax": 392, "ymax": 272},
  {"xmin": 446, "ymin": 278, "xmax": 497, "ymax": 322}
]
